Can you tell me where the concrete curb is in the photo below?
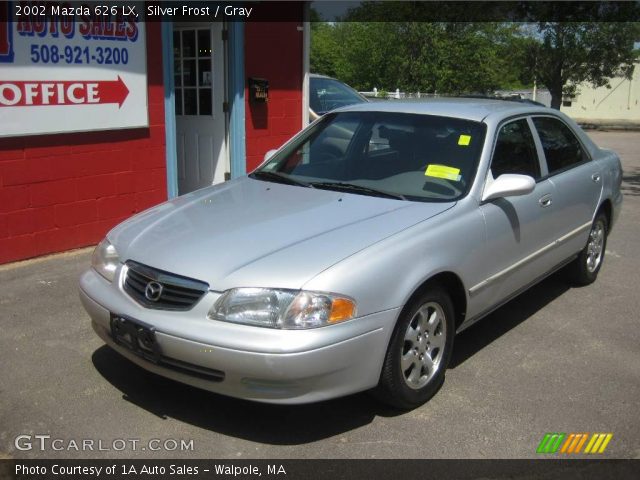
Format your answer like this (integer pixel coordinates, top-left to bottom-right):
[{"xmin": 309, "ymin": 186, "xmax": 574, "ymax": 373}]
[
  {"xmin": 0, "ymin": 246, "xmax": 94, "ymax": 272},
  {"xmin": 577, "ymin": 122, "xmax": 640, "ymax": 131}
]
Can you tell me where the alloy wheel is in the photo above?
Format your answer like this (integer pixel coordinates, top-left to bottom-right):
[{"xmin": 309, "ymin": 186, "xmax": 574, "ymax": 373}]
[
  {"xmin": 401, "ymin": 302, "xmax": 446, "ymax": 389},
  {"xmin": 586, "ymin": 220, "xmax": 605, "ymax": 273}
]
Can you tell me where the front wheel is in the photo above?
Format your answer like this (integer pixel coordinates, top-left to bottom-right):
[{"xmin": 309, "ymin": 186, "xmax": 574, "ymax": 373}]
[
  {"xmin": 375, "ymin": 287, "xmax": 455, "ymax": 410},
  {"xmin": 566, "ymin": 212, "xmax": 608, "ymax": 286}
]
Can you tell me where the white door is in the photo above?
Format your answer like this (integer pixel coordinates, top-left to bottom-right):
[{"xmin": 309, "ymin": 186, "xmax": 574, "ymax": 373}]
[{"xmin": 174, "ymin": 24, "xmax": 227, "ymax": 194}]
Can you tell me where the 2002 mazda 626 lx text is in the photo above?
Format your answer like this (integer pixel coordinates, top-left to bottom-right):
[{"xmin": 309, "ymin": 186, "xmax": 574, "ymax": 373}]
[{"xmin": 80, "ymin": 98, "xmax": 623, "ymax": 409}]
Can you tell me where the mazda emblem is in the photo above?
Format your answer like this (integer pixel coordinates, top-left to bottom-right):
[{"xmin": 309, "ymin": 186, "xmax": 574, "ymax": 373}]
[{"xmin": 145, "ymin": 281, "xmax": 163, "ymax": 302}]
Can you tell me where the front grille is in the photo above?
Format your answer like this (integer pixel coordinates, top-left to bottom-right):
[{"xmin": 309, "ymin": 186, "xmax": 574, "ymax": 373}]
[{"xmin": 123, "ymin": 261, "xmax": 209, "ymax": 311}]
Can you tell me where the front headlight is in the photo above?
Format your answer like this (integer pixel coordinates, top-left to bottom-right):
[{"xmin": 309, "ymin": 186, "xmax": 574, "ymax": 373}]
[
  {"xmin": 91, "ymin": 238, "xmax": 120, "ymax": 282},
  {"xmin": 208, "ymin": 288, "xmax": 356, "ymax": 329}
]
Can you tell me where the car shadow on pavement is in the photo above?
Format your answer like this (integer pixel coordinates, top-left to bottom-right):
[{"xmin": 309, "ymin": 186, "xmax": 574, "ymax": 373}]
[
  {"xmin": 449, "ymin": 271, "xmax": 570, "ymax": 368},
  {"xmin": 91, "ymin": 346, "xmax": 403, "ymax": 445}
]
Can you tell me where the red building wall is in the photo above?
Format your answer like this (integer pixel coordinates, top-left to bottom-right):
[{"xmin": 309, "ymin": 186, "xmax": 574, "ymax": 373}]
[
  {"xmin": 0, "ymin": 23, "xmax": 167, "ymax": 264},
  {"xmin": 244, "ymin": 17, "xmax": 304, "ymax": 172}
]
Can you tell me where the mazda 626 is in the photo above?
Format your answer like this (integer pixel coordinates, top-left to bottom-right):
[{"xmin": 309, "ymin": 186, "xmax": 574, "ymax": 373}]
[{"xmin": 80, "ymin": 99, "xmax": 622, "ymax": 409}]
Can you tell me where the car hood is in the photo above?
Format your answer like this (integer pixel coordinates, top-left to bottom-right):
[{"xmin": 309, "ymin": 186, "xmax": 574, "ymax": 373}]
[{"xmin": 109, "ymin": 177, "xmax": 455, "ymax": 290}]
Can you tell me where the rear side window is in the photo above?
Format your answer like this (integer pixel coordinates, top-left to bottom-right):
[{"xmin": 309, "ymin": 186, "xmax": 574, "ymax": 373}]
[
  {"xmin": 491, "ymin": 119, "xmax": 541, "ymax": 179},
  {"xmin": 309, "ymin": 77, "xmax": 365, "ymax": 115},
  {"xmin": 532, "ymin": 117, "xmax": 588, "ymax": 174}
]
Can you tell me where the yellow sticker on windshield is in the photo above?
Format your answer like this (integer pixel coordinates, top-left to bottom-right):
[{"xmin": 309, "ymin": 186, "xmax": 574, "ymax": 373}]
[
  {"xmin": 425, "ymin": 164, "xmax": 461, "ymax": 181},
  {"xmin": 458, "ymin": 134, "xmax": 471, "ymax": 146}
]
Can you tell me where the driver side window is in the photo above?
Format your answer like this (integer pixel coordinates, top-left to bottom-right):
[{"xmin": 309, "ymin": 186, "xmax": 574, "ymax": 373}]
[{"xmin": 491, "ymin": 119, "xmax": 541, "ymax": 180}]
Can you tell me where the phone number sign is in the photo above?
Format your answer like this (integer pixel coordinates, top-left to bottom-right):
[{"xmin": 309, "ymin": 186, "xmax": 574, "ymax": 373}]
[{"xmin": 0, "ymin": 1, "xmax": 148, "ymax": 138}]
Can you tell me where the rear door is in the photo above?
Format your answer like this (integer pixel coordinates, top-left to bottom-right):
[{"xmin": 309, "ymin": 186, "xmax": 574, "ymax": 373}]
[{"xmin": 530, "ymin": 116, "xmax": 603, "ymax": 262}]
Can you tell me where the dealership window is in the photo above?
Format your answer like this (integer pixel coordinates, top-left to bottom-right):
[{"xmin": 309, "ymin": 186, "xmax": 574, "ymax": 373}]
[{"xmin": 173, "ymin": 28, "xmax": 213, "ymax": 116}]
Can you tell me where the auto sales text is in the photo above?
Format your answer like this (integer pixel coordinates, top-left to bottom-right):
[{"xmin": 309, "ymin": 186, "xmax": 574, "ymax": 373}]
[{"xmin": 15, "ymin": 464, "xmax": 199, "ymax": 477}]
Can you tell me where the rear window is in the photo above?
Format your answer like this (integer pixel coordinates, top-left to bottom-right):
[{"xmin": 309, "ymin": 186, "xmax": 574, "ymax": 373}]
[
  {"xmin": 309, "ymin": 78, "xmax": 366, "ymax": 115},
  {"xmin": 532, "ymin": 117, "xmax": 588, "ymax": 174}
]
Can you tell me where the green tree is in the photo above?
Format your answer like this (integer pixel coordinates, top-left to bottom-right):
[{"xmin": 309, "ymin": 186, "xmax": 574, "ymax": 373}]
[
  {"xmin": 525, "ymin": 22, "xmax": 640, "ymax": 109},
  {"xmin": 310, "ymin": 20, "xmax": 341, "ymax": 79},
  {"xmin": 311, "ymin": 1, "xmax": 640, "ymax": 107},
  {"xmin": 311, "ymin": 21, "xmax": 532, "ymax": 95}
]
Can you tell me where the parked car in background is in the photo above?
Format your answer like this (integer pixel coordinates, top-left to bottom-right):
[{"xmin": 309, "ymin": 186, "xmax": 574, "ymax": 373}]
[
  {"xmin": 81, "ymin": 99, "xmax": 622, "ymax": 409},
  {"xmin": 309, "ymin": 73, "xmax": 367, "ymax": 121}
]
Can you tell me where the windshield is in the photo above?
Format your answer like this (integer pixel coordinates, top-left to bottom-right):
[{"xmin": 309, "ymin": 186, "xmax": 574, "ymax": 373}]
[
  {"xmin": 253, "ymin": 111, "xmax": 486, "ymax": 202},
  {"xmin": 309, "ymin": 77, "xmax": 366, "ymax": 115}
]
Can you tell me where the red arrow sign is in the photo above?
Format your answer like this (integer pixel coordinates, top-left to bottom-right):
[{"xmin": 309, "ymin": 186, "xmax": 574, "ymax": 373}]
[
  {"xmin": 0, "ymin": 76, "xmax": 130, "ymax": 108},
  {"xmin": 94, "ymin": 76, "xmax": 130, "ymax": 108}
]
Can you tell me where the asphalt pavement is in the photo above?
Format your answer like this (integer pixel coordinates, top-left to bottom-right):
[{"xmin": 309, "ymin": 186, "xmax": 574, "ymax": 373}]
[{"xmin": 1, "ymin": 131, "xmax": 639, "ymax": 459}]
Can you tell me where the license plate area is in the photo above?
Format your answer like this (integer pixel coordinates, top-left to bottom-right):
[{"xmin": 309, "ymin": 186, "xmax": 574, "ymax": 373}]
[{"xmin": 110, "ymin": 315, "xmax": 161, "ymax": 364}]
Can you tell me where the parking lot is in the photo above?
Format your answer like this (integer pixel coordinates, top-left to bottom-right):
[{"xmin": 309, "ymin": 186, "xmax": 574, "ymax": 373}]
[{"xmin": 1, "ymin": 130, "xmax": 639, "ymax": 460}]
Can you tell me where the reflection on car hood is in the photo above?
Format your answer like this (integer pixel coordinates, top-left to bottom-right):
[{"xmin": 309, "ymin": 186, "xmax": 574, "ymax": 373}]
[{"xmin": 109, "ymin": 177, "xmax": 455, "ymax": 290}]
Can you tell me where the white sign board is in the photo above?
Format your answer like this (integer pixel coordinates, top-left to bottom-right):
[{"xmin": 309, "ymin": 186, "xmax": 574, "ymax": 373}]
[{"xmin": 0, "ymin": 2, "xmax": 148, "ymax": 137}]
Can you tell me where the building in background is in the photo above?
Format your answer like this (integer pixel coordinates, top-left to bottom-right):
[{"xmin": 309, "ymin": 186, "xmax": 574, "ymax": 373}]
[
  {"xmin": 0, "ymin": 3, "xmax": 309, "ymax": 264},
  {"xmin": 561, "ymin": 64, "xmax": 640, "ymax": 127}
]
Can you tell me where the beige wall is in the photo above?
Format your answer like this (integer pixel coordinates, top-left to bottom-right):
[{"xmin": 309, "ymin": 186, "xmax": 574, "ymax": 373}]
[{"xmin": 561, "ymin": 64, "xmax": 640, "ymax": 124}]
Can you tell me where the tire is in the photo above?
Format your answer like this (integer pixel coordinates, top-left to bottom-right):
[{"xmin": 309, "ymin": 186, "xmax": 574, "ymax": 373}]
[
  {"xmin": 566, "ymin": 212, "xmax": 608, "ymax": 286},
  {"xmin": 375, "ymin": 287, "xmax": 455, "ymax": 410}
]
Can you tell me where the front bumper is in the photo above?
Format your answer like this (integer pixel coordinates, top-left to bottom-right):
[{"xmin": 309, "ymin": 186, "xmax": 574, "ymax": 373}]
[{"xmin": 80, "ymin": 268, "xmax": 399, "ymax": 404}]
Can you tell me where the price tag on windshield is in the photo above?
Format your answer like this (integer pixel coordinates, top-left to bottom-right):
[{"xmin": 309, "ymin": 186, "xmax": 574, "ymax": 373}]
[
  {"xmin": 425, "ymin": 164, "xmax": 462, "ymax": 181},
  {"xmin": 458, "ymin": 135, "xmax": 472, "ymax": 146}
]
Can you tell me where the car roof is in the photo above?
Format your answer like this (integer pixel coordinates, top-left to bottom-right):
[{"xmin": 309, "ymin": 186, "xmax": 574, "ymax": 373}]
[{"xmin": 335, "ymin": 97, "xmax": 553, "ymax": 122}]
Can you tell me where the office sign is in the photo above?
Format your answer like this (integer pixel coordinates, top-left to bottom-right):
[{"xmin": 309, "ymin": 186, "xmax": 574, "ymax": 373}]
[{"xmin": 0, "ymin": 1, "xmax": 148, "ymax": 137}]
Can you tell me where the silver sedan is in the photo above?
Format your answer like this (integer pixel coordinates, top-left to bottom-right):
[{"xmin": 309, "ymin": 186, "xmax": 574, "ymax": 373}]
[{"xmin": 80, "ymin": 99, "xmax": 623, "ymax": 409}]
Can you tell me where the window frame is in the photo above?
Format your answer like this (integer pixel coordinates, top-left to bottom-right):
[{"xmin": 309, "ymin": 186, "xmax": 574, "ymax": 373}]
[
  {"xmin": 173, "ymin": 26, "xmax": 214, "ymax": 117},
  {"xmin": 529, "ymin": 114, "xmax": 593, "ymax": 178}
]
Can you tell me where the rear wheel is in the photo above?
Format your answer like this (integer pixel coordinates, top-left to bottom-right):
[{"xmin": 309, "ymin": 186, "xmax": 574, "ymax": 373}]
[
  {"xmin": 375, "ymin": 287, "xmax": 455, "ymax": 410},
  {"xmin": 566, "ymin": 212, "xmax": 608, "ymax": 286}
]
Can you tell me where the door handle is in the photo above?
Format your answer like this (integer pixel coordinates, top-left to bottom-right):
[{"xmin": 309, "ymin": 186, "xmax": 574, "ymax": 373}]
[
  {"xmin": 591, "ymin": 173, "xmax": 601, "ymax": 183},
  {"xmin": 538, "ymin": 194, "xmax": 553, "ymax": 208}
]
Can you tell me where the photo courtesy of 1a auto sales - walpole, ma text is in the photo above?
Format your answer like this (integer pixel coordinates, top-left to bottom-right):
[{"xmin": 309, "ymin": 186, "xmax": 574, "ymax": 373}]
[{"xmin": 1, "ymin": 1, "xmax": 639, "ymax": 479}]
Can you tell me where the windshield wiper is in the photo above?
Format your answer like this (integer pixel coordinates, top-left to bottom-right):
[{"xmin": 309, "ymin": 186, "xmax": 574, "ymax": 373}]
[
  {"xmin": 310, "ymin": 181, "xmax": 406, "ymax": 200},
  {"xmin": 250, "ymin": 171, "xmax": 313, "ymax": 188}
]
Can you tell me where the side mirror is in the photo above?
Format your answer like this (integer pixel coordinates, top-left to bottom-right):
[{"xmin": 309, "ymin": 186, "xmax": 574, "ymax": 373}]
[
  {"xmin": 482, "ymin": 174, "xmax": 535, "ymax": 202},
  {"xmin": 264, "ymin": 149, "xmax": 278, "ymax": 162}
]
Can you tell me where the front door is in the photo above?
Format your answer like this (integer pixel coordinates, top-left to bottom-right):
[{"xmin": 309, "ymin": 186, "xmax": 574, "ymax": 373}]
[
  {"xmin": 473, "ymin": 118, "xmax": 558, "ymax": 309},
  {"xmin": 174, "ymin": 23, "xmax": 227, "ymax": 194}
]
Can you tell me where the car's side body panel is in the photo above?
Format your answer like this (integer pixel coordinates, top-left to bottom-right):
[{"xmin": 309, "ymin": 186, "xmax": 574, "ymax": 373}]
[{"xmin": 592, "ymin": 147, "xmax": 624, "ymax": 229}]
